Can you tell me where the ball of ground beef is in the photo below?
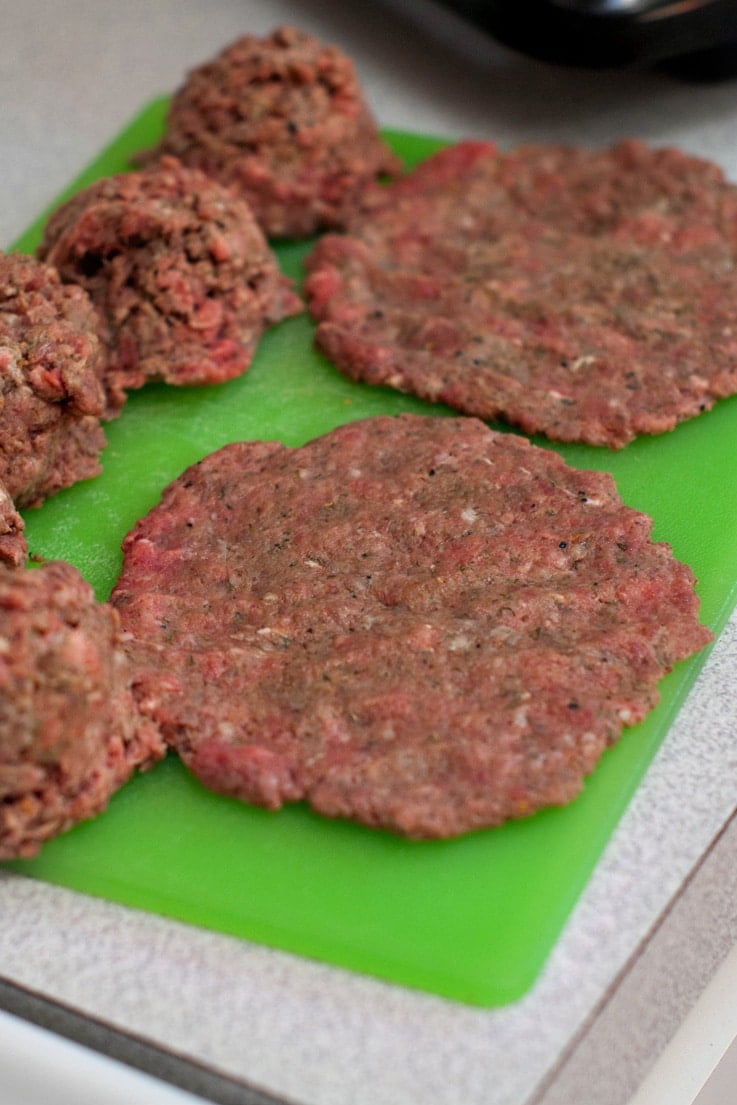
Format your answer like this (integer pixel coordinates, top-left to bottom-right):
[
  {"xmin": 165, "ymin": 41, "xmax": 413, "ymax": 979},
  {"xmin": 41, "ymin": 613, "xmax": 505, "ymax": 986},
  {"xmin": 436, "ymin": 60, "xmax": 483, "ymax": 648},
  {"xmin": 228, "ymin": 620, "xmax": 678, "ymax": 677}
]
[
  {"xmin": 0, "ymin": 480, "xmax": 26, "ymax": 568},
  {"xmin": 0, "ymin": 560, "xmax": 165, "ymax": 859},
  {"xmin": 147, "ymin": 25, "xmax": 401, "ymax": 238},
  {"xmin": 0, "ymin": 251, "xmax": 107, "ymax": 508},
  {"xmin": 38, "ymin": 157, "xmax": 302, "ymax": 401}
]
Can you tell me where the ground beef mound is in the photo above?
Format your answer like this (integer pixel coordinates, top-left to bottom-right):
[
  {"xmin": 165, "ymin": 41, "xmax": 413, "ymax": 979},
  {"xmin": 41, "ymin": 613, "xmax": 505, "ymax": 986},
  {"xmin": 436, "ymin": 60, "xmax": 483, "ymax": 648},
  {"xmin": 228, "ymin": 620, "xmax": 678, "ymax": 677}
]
[
  {"xmin": 0, "ymin": 251, "xmax": 107, "ymax": 508},
  {"xmin": 0, "ymin": 481, "xmax": 26, "ymax": 568},
  {"xmin": 305, "ymin": 140, "xmax": 737, "ymax": 448},
  {"xmin": 0, "ymin": 560, "xmax": 165, "ymax": 859},
  {"xmin": 111, "ymin": 415, "xmax": 712, "ymax": 839},
  {"xmin": 38, "ymin": 157, "xmax": 302, "ymax": 403},
  {"xmin": 147, "ymin": 25, "xmax": 401, "ymax": 238}
]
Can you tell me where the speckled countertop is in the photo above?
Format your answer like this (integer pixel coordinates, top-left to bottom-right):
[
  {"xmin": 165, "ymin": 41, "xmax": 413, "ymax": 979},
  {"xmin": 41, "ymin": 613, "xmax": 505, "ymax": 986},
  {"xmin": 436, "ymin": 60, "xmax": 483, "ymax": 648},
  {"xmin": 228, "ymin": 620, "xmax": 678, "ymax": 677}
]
[{"xmin": 1, "ymin": 3, "xmax": 737, "ymax": 1104}]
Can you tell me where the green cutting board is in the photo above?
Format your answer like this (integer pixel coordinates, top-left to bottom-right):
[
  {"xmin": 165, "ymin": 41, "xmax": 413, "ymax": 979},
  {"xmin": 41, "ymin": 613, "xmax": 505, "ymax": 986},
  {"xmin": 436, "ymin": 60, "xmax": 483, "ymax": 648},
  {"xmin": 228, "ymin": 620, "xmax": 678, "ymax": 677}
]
[{"xmin": 4, "ymin": 99, "xmax": 737, "ymax": 1007}]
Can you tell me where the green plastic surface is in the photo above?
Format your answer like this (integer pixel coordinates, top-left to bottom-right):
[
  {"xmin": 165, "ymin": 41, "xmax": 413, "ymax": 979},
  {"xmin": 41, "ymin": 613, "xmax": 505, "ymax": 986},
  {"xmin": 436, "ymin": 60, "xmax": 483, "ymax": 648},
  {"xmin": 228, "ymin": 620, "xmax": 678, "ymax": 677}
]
[{"xmin": 4, "ymin": 99, "xmax": 737, "ymax": 1007}]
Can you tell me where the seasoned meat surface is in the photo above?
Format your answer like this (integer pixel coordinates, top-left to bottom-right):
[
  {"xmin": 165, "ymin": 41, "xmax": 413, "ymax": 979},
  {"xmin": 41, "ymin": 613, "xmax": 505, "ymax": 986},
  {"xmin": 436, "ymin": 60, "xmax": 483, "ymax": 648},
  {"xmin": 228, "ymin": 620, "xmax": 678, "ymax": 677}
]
[
  {"xmin": 305, "ymin": 140, "xmax": 737, "ymax": 448},
  {"xmin": 0, "ymin": 250, "xmax": 107, "ymax": 507},
  {"xmin": 147, "ymin": 26, "xmax": 400, "ymax": 238},
  {"xmin": 0, "ymin": 561, "xmax": 165, "ymax": 859},
  {"xmin": 0, "ymin": 480, "xmax": 26, "ymax": 568},
  {"xmin": 112, "ymin": 415, "xmax": 711, "ymax": 838},
  {"xmin": 39, "ymin": 157, "xmax": 302, "ymax": 406}
]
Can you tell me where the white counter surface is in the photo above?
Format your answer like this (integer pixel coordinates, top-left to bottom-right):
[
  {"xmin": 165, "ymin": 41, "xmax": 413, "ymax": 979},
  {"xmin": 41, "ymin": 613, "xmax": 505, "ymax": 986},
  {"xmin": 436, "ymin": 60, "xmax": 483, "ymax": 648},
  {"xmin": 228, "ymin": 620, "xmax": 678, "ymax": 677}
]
[{"xmin": 1, "ymin": 3, "xmax": 737, "ymax": 1104}]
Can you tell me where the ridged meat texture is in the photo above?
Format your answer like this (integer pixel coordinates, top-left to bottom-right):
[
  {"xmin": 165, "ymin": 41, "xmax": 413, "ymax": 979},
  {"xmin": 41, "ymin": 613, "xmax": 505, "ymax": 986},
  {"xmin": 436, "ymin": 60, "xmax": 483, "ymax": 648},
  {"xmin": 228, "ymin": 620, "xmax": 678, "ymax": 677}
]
[
  {"xmin": 39, "ymin": 157, "xmax": 302, "ymax": 408},
  {"xmin": 0, "ymin": 250, "xmax": 107, "ymax": 508},
  {"xmin": 305, "ymin": 140, "xmax": 737, "ymax": 448},
  {"xmin": 147, "ymin": 25, "xmax": 401, "ymax": 238},
  {"xmin": 0, "ymin": 480, "xmax": 26, "ymax": 568},
  {"xmin": 112, "ymin": 415, "xmax": 712, "ymax": 838},
  {"xmin": 0, "ymin": 561, "xmax": 165, "ymax": 858}
]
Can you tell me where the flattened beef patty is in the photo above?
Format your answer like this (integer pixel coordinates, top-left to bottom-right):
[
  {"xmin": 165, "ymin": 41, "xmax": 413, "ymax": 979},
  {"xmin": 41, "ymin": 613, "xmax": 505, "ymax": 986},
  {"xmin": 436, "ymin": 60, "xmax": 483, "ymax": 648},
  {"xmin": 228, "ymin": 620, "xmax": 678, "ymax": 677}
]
[
  {"xmin": 39, "ymin": 158, "xmax": 302, "ymax": 405},
  {"xmin": 305, "ymin": 140, "xmax": 737, "ymax": 448},
  {"xmin": 0, "ymin": 251, "xmax": 107, "ymax": 508},
  {"xmin": 112, "ymin": 415, "xmax": 711, "ymax": 839},
  {"xmin": 0, "ymin": 561, "xmax": 164, "ymax": 859},
  {"xmin": 146, "ymin": 26, "xmax": 400, "ymax": 238}
]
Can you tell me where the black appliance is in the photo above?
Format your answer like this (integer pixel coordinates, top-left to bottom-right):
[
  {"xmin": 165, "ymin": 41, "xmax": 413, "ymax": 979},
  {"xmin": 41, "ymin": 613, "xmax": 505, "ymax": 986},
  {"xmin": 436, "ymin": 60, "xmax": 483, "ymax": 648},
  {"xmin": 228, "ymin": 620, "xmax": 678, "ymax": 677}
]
[{"xmin": 435, "ymin": 0, "xmax": 737, "ymax": 78}]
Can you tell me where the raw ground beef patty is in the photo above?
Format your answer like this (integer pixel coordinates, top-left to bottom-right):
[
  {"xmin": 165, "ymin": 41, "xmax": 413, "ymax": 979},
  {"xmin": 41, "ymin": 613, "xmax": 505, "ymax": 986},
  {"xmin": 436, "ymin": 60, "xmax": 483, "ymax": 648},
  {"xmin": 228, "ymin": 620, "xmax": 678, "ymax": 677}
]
[
  {"xmin": 38, "ymin": 157, "xmax": 302, "ymax": 406},
  {"xmin": 111, "ymin": 415, "xmax": 712, "ymax": 839},
  {"xmin": 0, "ymin": 250, "xmax": 107, "ymax": 508},
  {"xmin": 0, "ymin": 561, "xmax": 165, "ymax": 859},
  {"xmin": 146, "ymin": 25, "xmax": 400, "ymax": 238},
  {"xmin": 305, "ymin": 139, "xmax": 737, "ymax": 448}
]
